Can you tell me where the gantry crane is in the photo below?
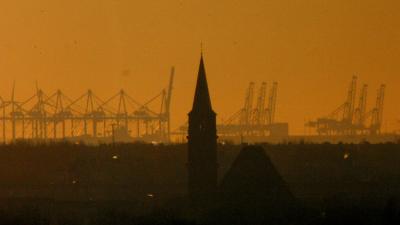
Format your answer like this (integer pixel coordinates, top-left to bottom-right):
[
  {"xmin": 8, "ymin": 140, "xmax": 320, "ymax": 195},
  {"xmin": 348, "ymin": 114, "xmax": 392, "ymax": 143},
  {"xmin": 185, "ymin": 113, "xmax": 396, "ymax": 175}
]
[
  {"xmin": 307, "ymin": 76, "xmax": 386, "ymax": 136},
  {"xmin": 253, "ymin": 82, "xmax": 267, "ymax": 126},
  {"xmin": 370, "ymin": 84, "xmax": 386, "ymax": 134},
  {"xmin": 179, "ymin": 81, "xmax": 286, "ymax": 139},
  {"xmin": 239, "ymin": 82, "xmax": 255, "ymax": 126},
  {"xmin": 0, "ymin": 68, "xmax": 174, "ymax": 144},
  {"xmin": 266, "ymin": 82, "xmax": 278, "ymax": 125}
]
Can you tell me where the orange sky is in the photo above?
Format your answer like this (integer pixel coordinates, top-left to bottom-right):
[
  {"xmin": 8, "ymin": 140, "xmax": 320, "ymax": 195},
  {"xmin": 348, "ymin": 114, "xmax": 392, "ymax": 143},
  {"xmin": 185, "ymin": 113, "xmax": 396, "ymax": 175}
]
[{"xmin": 0, "ymin": 0, "xmax": 399, "ymax": 135}]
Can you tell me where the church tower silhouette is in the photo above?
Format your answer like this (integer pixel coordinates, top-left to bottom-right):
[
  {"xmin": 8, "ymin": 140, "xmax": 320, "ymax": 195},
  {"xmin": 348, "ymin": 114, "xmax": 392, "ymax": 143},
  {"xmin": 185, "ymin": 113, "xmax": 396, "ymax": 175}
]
[{"xmin": 187, "ymin": 53, "xmax": 218, "ymax": 200}]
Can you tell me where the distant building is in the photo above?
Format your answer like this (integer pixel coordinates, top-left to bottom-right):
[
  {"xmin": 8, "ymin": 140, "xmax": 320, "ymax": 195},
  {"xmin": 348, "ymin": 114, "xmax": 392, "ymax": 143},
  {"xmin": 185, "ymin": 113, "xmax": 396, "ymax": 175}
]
[
  {"xmin": 220, "ymin": 145, "xmax": 294, "ymax": 204},
  {"xmin": 187, "ymin": 53, "xmax": 218, "ymax": 200},
  {"xmin": 217, "ymin": 145, "xmax": 298, "ymax": 223}
]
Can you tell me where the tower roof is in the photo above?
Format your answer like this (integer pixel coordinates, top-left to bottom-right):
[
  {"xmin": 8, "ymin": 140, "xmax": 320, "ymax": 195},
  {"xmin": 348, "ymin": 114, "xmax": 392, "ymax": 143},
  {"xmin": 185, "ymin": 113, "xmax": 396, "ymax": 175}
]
[{"xmin": 191, "ymin": 54, "xmax": 213, "ymax": 113}]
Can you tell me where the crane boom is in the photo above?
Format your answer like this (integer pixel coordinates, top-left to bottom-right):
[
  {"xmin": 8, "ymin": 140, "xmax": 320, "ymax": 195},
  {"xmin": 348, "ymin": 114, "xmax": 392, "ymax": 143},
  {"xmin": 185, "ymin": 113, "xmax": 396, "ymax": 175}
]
[
  {"xmin": 267, "ymin": 82, "xmax": 278, "ymax": 124},
  {"xmin": 253, "ymin": 82, "xmax": 267, "ymax": 125},
  {"xmin": 240, "ymin": 82, "xmax": 255, "ymax": 125},
  {"xmin": 343, "ymin": 76, "xmax": 357, "ymax": 122},
  {"xmin": 370, "ymin": 84, "xmax": 386, "ymax": 134},
  {"xmin": 165, "ymin": 67, "xmax": 175, "ymax": 141},
  {"xmin": 355, "ymin": 84, "xmax": 368, "ymax": 126}
]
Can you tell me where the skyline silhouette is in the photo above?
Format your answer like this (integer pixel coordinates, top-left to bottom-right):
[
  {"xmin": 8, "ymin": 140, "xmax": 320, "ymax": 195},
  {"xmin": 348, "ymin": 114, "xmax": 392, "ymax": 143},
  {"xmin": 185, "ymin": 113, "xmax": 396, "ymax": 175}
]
[
  {"xmin": 1, "ymin": 0, "xmax": 399, "ymax": 135},
  {"xmin": 1, "ymin": 1, "xmax": 400, "ymax": 224},
  {"xmin": 0, "ymin": 52, "xmax": 398, "ymax": 224}
]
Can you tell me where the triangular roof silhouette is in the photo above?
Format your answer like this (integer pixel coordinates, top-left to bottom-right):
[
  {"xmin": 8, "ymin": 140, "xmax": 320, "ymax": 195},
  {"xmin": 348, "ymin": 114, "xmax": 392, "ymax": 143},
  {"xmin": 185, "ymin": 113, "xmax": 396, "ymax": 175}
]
[
  {"xmin": 190, "ymin": 54, "xmax": 214, "ymax": 114},
  {"xmin": 211, "ymin": 145, "xmax": 299, "ymax": 224},
  {"xmin": 220, "ymin": 145, "xmax": 294, "ymax": 203}
]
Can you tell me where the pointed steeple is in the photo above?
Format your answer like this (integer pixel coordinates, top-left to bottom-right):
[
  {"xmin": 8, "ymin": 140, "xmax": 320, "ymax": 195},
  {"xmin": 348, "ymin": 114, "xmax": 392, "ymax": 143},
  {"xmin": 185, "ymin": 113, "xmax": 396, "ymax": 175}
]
[
  {"xmin": 191, "ymin": 54, "xmax": 213, "ymax": 113},
  {"xmin": 187, "ymin": 52, "xmax": 218, "ymax": 201}
]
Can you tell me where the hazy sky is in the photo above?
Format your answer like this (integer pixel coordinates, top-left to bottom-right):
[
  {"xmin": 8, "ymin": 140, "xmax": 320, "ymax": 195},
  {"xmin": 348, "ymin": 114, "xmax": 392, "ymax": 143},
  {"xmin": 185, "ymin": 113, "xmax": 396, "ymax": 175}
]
[{"xmin": 0, "ymin": 0, "xmax": 399, "ymax": 134}]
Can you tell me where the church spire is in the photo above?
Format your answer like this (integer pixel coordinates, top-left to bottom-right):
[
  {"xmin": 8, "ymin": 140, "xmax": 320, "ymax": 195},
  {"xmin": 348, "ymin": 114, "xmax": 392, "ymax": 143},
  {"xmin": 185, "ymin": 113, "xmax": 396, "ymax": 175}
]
[
  {"xmin": 191, "ymin": 54, "xmax": 213, "ymax": 113},
  {"xmin": 187, "ymin": 52, "xmax": 218, "ymax": 201}
]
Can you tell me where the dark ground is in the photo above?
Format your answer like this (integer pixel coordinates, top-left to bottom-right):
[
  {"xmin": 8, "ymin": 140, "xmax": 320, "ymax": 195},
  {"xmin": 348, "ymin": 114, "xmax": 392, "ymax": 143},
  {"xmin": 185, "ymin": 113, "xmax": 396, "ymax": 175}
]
[{"xmin": 0, "ymin": 141, "xmax": 399, "ymax": 224}]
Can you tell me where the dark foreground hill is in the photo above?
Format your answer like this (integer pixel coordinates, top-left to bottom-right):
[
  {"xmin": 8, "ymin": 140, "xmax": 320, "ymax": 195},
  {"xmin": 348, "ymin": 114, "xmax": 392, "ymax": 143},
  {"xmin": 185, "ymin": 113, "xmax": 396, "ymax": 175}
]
[{"xmin": 0, "ymin": 142, "xmax": 399, "ymax": 224}]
